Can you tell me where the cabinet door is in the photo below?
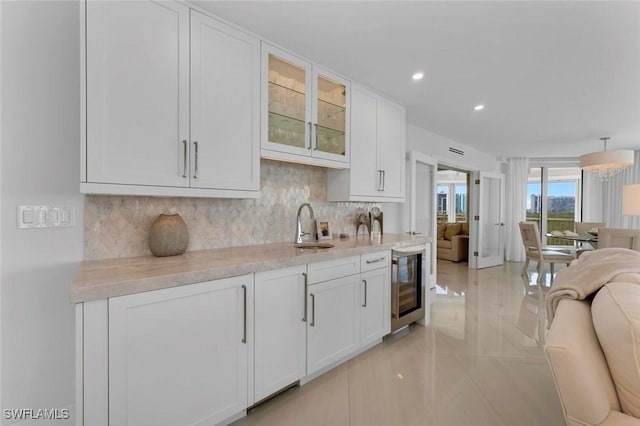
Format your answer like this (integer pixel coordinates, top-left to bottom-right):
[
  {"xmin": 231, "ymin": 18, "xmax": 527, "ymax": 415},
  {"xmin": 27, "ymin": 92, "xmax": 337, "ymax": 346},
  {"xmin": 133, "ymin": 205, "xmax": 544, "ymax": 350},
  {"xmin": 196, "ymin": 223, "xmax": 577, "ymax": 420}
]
[
  {"xmin": 349, "ymin": 85, "xmax": 380, "ymax": 197},
  {"xmin": 109, "ymin": 276, "xmax": 251, "ymax": 426},
  {"xmin": 361, "ymin": 267, "xmax": 391, "ymax": 346},
  {"xmin": 378, "ymin": 98, "xmax": 406, "ymax": 199},
  {"xmin": 261, "ymin": 44, "xmax": 313, "ymax": 157},
  {"xmin": 254, "ymin": 266, "xmax": 307, "ymax": 402},
  {"xmin": 86, "ymin": 1, "xmax": 189, "ymax": 187},
  {"xmin": 307, "ymin": 275, "xmax": 361, "ymax": 375},
  {"xmin": 190, "ymin": 11, "xmax": 260, "ymax": 191},
  {"xmin": 312, "ymin": 67, "xmax": 350, "ymax": 164}
]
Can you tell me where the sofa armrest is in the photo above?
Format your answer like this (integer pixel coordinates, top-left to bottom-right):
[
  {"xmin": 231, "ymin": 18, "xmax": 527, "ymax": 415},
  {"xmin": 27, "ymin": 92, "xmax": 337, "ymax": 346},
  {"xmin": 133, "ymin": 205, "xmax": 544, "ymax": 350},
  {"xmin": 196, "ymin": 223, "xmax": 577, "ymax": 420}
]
[
  {"xmin": 598, "ymin": 410, "xmax": 640, "ymax": 425},
  {"xmin": 449, "ymin": 235, "xmax": 469, "ymax": 261},
  {"xmin": 545, "ymin": 299, "xmax": 621, "ymax": 426}
]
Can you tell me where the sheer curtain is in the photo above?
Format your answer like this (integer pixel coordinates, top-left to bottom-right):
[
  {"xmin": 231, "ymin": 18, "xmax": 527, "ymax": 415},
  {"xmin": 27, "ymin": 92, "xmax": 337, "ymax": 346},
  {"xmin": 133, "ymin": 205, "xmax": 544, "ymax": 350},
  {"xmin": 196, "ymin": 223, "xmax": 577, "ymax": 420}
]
[
  {"xmin": 601, "ymin": 151, "xmax": 640, "ymax": 228},
  {"xmin": 504, "ymin": 157, "xmax": 529, "ymax": 261},
  {"xmin": 582, "ymin": 171, "xmax": 604, "ymax": 222}
]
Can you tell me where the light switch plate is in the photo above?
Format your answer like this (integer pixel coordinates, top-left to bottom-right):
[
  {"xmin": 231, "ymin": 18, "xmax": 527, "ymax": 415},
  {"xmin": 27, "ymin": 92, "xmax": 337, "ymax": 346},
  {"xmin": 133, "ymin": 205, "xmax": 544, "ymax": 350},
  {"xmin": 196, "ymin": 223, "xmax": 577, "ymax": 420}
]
[{"xmin": 17, "ymin": 205, "xmax": 75, "ymax": 229}]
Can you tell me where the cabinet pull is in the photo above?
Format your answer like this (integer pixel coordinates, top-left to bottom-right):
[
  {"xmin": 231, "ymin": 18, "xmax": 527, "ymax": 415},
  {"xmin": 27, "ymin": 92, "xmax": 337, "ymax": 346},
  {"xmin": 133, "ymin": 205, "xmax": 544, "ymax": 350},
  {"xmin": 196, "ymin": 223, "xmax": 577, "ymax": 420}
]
[
  {"xmin": 362, "ymin": 279, "xmax": 367, "ymax": 307},
  {"xmin": 193, "ymin": 141, "xmax": 199, "ymax": 179},
  {"xmin": 377, "ymin": 170, "xmax": 383, "ymax": 191},
  {"xmin": 182, "ymin": 140, "xmax": 187, "ymax": 178},
  {"xmin": 241, "ymin": 284, "xmax": 247, "ymax": 344},
  {"xmin": 307, "ymin": 122, "xmax": 312, "ymax": 149},
  {"xmin": 381, "ymin": 170, "xmax": 386, "ymax": 191},
  {"xmin": 366, "ymin": 257, "xmax": 385, "ymax": 264},
  {"xmin": 313, "ymin": 123, "xmax": 318, "ymax": 150},
  {"xmin": 310, "ymin": 293, "xmax": 315, "ymax": 327},
  {"xmin": 302, "ymin": 272, "xmax": 308, "ymax": 322}
]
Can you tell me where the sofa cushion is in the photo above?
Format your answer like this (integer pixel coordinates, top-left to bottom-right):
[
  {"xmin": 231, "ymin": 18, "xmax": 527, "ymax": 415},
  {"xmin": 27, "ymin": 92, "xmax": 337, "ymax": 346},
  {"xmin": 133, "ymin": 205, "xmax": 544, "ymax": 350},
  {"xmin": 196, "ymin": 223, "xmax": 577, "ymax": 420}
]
[
  {"xmin": 437, "ymin": 223, "xmax": 447, "ymax": 240},
  {"xmin": 444, "ymin": 223, "xmax": 462, "ymax": 240},
  {"xmin": 592, "ymin": 281, "xmax": 640, "ymax": 418}
]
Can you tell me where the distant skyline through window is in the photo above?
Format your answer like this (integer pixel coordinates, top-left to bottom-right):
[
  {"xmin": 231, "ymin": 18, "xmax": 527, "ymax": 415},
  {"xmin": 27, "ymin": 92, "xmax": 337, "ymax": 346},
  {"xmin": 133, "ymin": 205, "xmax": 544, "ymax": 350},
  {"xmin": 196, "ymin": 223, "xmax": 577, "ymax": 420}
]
[{"xmin": 526, "ymin": 181, "xmax": 575, "ymax": 209}]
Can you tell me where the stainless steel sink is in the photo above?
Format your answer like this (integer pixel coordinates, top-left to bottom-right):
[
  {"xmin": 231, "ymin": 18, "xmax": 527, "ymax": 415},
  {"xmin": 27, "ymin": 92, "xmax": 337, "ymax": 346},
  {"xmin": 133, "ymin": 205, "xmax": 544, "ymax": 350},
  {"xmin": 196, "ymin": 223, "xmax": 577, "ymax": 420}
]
[{"xmin": 293, "ymin": 242, "xmax": 335, "ymax": 249}]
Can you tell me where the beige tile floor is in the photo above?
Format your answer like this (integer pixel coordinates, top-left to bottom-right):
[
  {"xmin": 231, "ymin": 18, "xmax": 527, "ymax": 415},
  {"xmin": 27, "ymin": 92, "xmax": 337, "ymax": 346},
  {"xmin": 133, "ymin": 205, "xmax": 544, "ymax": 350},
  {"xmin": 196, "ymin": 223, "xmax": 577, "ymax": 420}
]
[{"xmin": 233, "ymin": 260, "xmax": 565, "ymax": 426}]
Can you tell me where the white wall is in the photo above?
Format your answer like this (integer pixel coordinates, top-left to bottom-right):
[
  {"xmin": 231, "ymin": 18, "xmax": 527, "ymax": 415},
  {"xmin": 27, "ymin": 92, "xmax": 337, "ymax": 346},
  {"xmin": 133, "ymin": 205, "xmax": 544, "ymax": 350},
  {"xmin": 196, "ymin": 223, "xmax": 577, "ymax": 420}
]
[
  {"xmin": 383, "ymin": 124, "xmax": 500, "ymax": 234},
  {"xmin": 1, "ymin": 1, "xmax": 83, "ymax": 424},
  {"xmin": 406, "ymin": 123, "xmax": 500, "ymax": 173}
]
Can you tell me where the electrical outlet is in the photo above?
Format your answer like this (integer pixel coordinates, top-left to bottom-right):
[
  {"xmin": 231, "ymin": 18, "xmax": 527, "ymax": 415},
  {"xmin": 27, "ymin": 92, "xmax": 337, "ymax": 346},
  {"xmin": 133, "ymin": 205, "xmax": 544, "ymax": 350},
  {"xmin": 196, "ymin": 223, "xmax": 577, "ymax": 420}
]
[{"xmin": 17, "ymin": 205, "xmax": 75, "ymax": 229}]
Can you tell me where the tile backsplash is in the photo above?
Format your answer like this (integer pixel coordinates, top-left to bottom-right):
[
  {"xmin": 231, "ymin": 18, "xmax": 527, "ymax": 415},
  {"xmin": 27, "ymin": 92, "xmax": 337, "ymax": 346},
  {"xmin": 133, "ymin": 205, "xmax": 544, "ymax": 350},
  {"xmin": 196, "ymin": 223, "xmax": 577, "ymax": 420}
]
[{"xmin": 85, "ymin": 159, "xmax": 377, "ymax": 260}]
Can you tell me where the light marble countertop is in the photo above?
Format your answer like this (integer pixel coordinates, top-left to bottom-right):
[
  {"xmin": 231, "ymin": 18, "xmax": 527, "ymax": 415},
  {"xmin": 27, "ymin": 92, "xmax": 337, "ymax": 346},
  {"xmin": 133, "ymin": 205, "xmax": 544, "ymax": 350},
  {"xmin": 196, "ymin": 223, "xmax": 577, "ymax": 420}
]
[{"xmin": 71, "ymin": 233, "xmax": 430, "ymax": 303}]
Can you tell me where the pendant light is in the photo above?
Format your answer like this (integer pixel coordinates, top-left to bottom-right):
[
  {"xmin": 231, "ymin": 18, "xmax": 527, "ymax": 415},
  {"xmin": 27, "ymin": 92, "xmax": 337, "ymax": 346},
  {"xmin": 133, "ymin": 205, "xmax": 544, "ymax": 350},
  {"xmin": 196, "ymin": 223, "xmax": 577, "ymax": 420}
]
[{"xmin": 579, "ymin": 137, "xmax": 634, "ymax": 180}]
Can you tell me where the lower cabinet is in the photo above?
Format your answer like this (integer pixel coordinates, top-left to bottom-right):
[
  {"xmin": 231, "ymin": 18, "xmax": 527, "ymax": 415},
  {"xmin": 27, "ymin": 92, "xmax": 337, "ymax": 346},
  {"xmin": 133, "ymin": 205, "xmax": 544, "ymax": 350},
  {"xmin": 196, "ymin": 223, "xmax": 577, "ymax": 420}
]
[
  {"xmin": 360, "ymin": 267, "xmax": 391, "ymax": 346},
  {"xmin": 307, "ymin": 274, "xmax": 362, "ymax": 375},
  {"xmin": 78, "ymin": 251, "xmax": 394, "ymax": 425},
  {"xmin": 254, "ymin": 265, "xmax": 307, "ymax": 402},
  {"xmin": 108, "ymin": 275, "xmax": 252, "ymax": 426}
]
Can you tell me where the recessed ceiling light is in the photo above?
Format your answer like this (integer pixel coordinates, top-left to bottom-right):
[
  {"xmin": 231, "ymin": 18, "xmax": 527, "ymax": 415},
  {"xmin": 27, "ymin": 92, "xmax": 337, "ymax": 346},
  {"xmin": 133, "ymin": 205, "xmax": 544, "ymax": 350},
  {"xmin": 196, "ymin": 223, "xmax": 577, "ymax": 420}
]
[
  {"xmin": 474, "ymin": 104, "xmax": 485, "ymax": 111},
  {"xmin": 412, "ymin": 72, "xmax": 424, "ymax": 81}
]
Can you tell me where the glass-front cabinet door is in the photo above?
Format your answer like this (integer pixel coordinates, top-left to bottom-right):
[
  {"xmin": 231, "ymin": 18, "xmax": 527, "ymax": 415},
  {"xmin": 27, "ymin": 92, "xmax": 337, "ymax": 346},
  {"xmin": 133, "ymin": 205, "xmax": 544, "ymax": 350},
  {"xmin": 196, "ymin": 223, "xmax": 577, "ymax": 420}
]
[
  {"xmin": 261, "ymin": 43, "xmax": 350, "ymax": 167},
  {"xmin": 313, "ymin": 68, "xmax": 349, "ymax": 163},
  {"xmin": 264, "ymin": 50, "xmax": 311, "ymax": 153}
]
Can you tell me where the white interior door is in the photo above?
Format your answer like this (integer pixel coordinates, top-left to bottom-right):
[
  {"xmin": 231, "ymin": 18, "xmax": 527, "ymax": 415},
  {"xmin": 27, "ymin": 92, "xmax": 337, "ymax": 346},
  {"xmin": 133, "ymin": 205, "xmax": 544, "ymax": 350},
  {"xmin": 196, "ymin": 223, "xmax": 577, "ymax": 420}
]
[
  {"xmin": 408, "ymin": 151, "xmax": 437, "ymax": 324},
  {"xmin": 471, "ymin": 171, "xmax": 505, "ymax": 269}
]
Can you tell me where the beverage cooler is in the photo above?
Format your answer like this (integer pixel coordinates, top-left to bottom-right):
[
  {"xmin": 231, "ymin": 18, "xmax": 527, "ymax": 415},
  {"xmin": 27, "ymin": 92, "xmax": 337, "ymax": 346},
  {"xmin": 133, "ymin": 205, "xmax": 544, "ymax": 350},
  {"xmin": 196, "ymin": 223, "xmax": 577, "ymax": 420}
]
[{"xmin": 391, "ymin": 245, "xmax": 427, "ymax": 332}]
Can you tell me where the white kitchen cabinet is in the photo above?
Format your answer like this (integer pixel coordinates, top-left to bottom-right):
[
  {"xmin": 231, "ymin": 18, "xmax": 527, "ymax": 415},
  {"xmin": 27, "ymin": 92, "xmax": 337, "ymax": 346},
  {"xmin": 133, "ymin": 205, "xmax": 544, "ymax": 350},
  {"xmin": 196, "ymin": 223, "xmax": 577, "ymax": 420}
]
[
  {"xmin": 327, "ymin": 84, "xmax": 406, "ymax": 202},
  {"xmin": 84, "ymin": 0, "xmax": 190, "ymax": 188},
  {"xmin": 189, "ymin": 10, "xmax": 260, "ymax": 192},
  {"xmin": 82, "ymin": 2, "xmax": 260, "ymax": 198},
  {"xmin": 254, "ymin": 265, "xmax": 307, "ymax": 402},
  {"xmin": 306, "ymin": 274, "xmax": 361, "ymax": 375},
  {"xmin": 261, "ymin": 43, "xmax": 350, "ymax": 168},
  {"xmin": 360, "ymin": 250, "xmax": 391, "ymax": 346},
  {"xmin": 360, "ymin": 267, "xmax": 391, "ymax": 346},
  {"xmin": 378, "ymin": 98, "xmax": 406, "ymax": 198},
  {"xmin": 108, "ymin": 275, "xmax": 252, "ymax": 426}
]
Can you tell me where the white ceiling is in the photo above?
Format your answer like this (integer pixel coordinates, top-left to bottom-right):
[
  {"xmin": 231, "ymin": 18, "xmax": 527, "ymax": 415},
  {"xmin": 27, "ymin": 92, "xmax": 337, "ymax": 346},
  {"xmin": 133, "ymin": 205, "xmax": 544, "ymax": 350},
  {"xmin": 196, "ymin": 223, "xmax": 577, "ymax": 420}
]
[{"xmin": 194, "ymin": 1, "xmax": 640, "ymax": 159}]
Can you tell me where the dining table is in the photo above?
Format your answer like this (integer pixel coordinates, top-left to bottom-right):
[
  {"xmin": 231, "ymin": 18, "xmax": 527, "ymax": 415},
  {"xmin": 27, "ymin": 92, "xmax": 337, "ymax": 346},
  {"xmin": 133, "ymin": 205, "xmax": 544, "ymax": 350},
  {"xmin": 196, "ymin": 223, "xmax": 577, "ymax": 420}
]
[{"xmin": 545, "ymin": 232, "xmax": 598, "ymax": 255}]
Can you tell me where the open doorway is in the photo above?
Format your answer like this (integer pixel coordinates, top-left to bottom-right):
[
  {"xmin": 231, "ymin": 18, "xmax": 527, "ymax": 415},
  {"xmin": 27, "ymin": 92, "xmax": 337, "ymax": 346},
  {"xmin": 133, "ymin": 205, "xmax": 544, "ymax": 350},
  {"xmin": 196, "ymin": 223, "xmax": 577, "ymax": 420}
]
[{"xmin": 436, "ymin": 167, "xmax": 471, "ymax": 265}]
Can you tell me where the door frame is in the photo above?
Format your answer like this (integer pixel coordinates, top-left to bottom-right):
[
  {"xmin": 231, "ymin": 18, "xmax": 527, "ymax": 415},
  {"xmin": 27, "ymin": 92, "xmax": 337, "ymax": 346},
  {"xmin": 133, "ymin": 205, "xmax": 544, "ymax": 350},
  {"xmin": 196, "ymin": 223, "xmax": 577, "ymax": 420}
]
[
  {"xmin": 469, "ymin": 171, "xmax": 506, "ymax": 269},
  {"xmin": 408, "ymin": 150, "xmax": 438, "ymax": 294}
]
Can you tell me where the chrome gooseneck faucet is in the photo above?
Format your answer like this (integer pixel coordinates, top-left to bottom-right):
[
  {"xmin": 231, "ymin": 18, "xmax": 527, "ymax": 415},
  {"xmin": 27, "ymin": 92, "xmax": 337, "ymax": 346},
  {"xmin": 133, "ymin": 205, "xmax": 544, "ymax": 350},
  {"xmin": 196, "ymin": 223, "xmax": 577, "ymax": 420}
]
[{"xmin": 294, "ymin": 202, "xmax": 315, "ymax": 244}]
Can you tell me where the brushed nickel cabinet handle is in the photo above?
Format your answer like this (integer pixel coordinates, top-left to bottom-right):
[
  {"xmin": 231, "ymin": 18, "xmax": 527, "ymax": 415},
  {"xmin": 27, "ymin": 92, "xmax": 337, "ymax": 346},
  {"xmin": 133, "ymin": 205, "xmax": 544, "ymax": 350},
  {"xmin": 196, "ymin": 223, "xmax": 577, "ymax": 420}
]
[
  {"xmin": 310, "ymin": 293, "xmax": 315, "ymax": 327},
  {"xmin": 193, "ymin": 141, "xmax": 199, "ymax": 179},
  {"xmin": 382, "ymin": 170, "xmax": 386, "ymax": 191},
  {"xmin": 241, "ymin": 284, "xmax": 247, "ymax": 344},
  {"xmin": 302, "ymin": 272, "xmax": 308, "ymax": 322},
  {"xmin": 313, "ymin": 123, "xmax": 318, "ymax": 150},
  {"xmin": 362, "ymin": 279, "xmax": 367, "ymax": 307},
  {"xmin": 378, "ymin": 170, "xmax": 383, "ymax": 191},
  {"xmin": 307, "ymin": 122, "xmax": 312, "ymax": 149},
  {"xmin": 366, "ymin": 257, "xmax": 385, "ymax": 264},
  {"xmin": 182, "ymin": 140, "xmax": 187, "ymax": 178}
]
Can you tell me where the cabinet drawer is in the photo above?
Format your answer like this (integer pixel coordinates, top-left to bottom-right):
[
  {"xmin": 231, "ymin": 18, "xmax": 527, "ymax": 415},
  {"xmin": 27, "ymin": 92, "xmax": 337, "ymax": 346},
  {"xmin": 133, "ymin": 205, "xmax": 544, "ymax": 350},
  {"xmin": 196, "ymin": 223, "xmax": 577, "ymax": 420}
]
[
  {"xmin": 307, "ymin": 255, "xmax": 360, "ymax": 284},
  {"xmin": 361, "ymin": 250, "xmax": 391, "ymax": 273}
]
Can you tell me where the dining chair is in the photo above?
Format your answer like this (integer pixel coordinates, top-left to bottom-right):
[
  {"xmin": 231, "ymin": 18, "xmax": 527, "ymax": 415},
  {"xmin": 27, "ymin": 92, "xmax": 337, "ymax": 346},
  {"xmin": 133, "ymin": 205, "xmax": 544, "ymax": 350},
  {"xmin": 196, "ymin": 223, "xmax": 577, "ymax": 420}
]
[
  {"xmin": 574, "ymin": 221, "xmax": 605, "ymax": 235},
  {"xmin": 519, "ymin": 221, "xmax": 575, "ymax": 284},
  {"xmin": 598, "ymin": 227, "xmax": 640, "ymax": 251},
  {"xmin": 574, "ymin": 221, "xmax": 604, "ymax": 254}
]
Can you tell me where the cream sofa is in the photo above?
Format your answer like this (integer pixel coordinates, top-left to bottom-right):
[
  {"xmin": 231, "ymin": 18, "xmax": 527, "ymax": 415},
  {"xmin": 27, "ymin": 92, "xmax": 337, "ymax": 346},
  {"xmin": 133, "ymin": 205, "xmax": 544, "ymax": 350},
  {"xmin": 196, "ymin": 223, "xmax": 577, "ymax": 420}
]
[
  {"xmin": 546, "ymin": 285, "xmax": 640, "ymax": 425},
  {"xmin": 436, "ymin": 222, "xmax": 469, "ymax": 262}
]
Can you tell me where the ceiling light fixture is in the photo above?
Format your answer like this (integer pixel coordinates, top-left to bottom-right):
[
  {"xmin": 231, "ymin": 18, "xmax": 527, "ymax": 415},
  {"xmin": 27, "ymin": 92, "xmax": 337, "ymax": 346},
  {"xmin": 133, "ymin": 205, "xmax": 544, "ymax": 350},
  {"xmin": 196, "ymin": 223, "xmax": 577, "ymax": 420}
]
[
  {"xmin": 579, "ymin": 137, "xmax": 634, "ymax": 180},
  {"xmin": 412, "ymin": 72, "xmax": 424, "ymax": 81},
  {"xmin": 474, "ymin": 104, "xmax": 484, "ymax": 111}
]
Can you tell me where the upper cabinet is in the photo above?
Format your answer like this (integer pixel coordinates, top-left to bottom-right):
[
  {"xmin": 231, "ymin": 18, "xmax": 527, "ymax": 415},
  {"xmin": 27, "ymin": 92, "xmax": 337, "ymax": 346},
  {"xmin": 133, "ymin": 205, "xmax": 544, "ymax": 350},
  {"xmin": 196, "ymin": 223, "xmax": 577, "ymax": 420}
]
[
  {"xmin": 82, "ymin": 2, "xmax": 260, "ymax": 198},
  {"xmin": 327, "ymin": 84, "xmax": 406, "ymax": 202},
  {"xmin": 261, "ymin": 43, "xmax": 350, "ymax": 168}
]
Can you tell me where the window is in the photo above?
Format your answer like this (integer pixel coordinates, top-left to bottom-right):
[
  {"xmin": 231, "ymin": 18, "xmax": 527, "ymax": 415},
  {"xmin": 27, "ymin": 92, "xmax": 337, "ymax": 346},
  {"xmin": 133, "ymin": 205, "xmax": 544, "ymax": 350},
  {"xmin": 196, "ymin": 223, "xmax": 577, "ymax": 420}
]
[
  {"xmin": 437, "ymin": 170, "xmax": 469, "ymax": 223},
  {"xmin": 527, "ymin": 166, "xmax": 582, "ymax": 246}
]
